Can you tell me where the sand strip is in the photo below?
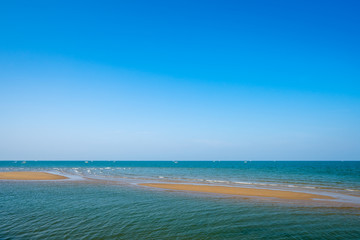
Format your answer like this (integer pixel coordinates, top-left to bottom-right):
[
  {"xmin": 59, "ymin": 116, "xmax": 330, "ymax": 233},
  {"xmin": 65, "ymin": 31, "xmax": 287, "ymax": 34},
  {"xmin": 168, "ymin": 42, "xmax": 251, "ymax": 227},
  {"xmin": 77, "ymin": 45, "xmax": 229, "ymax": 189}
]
[
  {"xmin": 140, "ymin": 183, "xmax": 335, "ymax": 200},
  {"xmin": 0, "ymin": 171, "xmax": 68, "ymax": 180}
]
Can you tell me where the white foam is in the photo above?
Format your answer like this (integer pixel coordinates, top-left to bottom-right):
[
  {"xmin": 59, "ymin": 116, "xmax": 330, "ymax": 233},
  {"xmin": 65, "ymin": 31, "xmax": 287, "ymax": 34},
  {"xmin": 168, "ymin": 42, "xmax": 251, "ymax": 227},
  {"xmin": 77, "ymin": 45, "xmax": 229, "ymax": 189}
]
[
  {"xmin": 234, "ymin": 181, "xmax": 252, "ymax": 185},
  {"xmin": 345, "ymin": 189, "xmax": 356, "ymax": 192}
]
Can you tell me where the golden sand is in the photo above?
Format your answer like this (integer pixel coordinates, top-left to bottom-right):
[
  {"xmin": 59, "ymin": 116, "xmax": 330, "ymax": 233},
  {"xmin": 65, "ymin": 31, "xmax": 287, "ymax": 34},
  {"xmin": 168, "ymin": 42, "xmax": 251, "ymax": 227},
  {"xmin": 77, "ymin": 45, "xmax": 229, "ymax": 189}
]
[
  {"xmin": 0, "ymin": 171, "xmax": 68, "ymax": 180},
  {"xmin": 140, "ymin": 183, "xmax": 335, "ymax": 200}
]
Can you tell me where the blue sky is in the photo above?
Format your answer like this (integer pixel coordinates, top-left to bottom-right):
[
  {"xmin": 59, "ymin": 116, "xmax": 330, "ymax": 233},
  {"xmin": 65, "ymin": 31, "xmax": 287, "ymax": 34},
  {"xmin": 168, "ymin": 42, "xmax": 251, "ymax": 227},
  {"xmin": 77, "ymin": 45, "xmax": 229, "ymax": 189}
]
[{"xmin": 0, "ymin": 0, "xmax": 359, "ymax": 160}]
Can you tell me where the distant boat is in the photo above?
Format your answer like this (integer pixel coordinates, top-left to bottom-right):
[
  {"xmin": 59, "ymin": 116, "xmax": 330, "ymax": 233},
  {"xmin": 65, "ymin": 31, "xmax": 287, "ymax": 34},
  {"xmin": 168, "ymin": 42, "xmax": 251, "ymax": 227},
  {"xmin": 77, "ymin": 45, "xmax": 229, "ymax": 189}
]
[
  {"xmin": 22, "ymin": 161, "xmax": 26, "ymax": 164},
  {"xmin": 173, "ymin": 161, "xmax": 178, "ymax": 164},
  {"xmin": 85, "ymin": 161, "xmax": 88, "ymax": 163}
]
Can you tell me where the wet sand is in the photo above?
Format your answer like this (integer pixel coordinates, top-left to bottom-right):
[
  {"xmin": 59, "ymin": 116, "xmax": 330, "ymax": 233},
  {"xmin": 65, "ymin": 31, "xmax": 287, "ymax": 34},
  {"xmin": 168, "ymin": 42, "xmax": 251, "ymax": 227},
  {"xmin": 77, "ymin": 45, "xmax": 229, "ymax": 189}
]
[
  {"xmin": 140, "ymin": 183, "xmax": 335, "ymax": 200},
  {"xmin": 0, "ymin": 171, "xmax": 68, "ymax": 180}
]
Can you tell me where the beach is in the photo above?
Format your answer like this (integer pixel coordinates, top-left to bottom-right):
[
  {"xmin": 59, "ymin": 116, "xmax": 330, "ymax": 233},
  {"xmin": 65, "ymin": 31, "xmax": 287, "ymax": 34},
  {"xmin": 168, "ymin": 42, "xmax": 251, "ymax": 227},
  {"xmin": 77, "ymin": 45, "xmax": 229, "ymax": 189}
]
[
  {"xmin": 140, "ymin": 183, "xmax": 335, "ymax": 200},
  {"xmin": 0, "ymin": 171, "xmax": 68, "ymax": 180},
  {"xmin": 0, "ymin": 170, "xmax": 335, "ymax": 200}
]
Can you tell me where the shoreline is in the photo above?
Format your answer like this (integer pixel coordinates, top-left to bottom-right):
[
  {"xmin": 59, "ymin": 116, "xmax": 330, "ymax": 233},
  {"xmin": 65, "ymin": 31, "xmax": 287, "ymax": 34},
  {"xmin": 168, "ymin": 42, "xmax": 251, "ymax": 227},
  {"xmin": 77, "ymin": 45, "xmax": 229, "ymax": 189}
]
[
  {"xmin": 1, "ymin": 171, "xmax": 358, "ymax": 204},
  {"xmin": 139, "ymin": 183, "xmax": 335, "ymax": 200},
  {"xmin": 0, "ymin": 171, "xmax": 68, "ymax": 180}
]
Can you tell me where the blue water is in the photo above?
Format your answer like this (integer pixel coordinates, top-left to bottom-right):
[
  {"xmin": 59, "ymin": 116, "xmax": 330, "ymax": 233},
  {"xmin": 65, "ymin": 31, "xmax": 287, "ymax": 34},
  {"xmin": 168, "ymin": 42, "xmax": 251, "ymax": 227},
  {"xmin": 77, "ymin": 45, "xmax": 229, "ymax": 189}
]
[{"xmin": 1, "ymin": 161, "xmax": 360, "ymax": 239}]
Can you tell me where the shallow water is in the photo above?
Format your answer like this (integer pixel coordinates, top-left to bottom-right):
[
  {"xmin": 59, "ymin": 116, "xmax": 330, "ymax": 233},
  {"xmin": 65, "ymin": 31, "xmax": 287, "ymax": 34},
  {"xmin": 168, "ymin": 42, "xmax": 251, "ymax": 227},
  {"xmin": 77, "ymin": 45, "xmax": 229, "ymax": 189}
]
[{"xmin": 1, "ymin": 161, "xmax": 360, "ymax": 239}]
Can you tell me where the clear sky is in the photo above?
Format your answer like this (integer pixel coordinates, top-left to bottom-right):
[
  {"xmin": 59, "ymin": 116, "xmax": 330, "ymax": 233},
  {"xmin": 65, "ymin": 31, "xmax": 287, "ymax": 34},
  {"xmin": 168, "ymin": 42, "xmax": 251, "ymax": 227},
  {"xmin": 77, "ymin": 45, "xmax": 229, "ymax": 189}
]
[{"xmin": 0, "ymin": 0, "xmax": 359, "ymax": 160}]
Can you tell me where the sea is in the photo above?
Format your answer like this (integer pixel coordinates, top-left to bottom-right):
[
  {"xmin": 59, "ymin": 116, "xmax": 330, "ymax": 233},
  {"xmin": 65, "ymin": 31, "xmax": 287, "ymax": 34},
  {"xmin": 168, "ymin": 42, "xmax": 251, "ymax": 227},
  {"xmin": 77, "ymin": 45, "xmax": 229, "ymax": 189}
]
[{"xmin": 1, "ymin": 161, "xmax": 360, "ymax": 239}]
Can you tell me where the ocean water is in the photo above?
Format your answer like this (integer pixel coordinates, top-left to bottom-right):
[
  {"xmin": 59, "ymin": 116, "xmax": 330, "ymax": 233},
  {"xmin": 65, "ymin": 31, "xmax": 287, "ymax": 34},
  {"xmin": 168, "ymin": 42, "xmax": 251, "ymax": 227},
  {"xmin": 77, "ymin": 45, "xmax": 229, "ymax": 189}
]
[{"xmin": 1, "ymin": 161, "xmax": 360, "ymax": 239}]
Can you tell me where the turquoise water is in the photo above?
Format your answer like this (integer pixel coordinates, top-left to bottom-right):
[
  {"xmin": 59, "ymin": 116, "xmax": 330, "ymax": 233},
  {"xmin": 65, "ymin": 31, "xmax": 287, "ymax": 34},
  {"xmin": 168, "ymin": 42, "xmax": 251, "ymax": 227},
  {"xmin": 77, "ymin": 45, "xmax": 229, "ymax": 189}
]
[{"xmin": 1, "ymin": 161, "xmax": 360, "ymax": 239}]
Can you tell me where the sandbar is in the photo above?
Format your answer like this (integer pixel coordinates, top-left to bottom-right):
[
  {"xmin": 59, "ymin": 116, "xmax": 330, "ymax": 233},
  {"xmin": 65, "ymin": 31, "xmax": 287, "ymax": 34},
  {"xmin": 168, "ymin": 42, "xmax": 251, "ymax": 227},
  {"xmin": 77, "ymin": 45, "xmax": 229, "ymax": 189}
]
[
  {"xmin": 0, "ymin": 171, "xmax": 68, "ymax": 180},
  {"xmin": 140, "ymin": 183, "xmax": 334, "ymax": 200}
]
